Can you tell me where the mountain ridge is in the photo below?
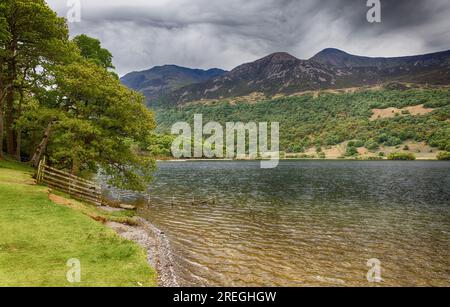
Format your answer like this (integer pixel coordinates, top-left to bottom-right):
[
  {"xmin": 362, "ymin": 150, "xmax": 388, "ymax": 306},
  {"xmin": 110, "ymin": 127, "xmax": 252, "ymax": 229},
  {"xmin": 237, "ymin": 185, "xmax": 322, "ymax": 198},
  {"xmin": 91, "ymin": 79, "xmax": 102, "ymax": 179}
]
[
  {"xmin": 120, "ymin": 65, "xmax": 227, "ymax": 103},
  {"xmin": 121, "ymin": 48, "xmax": 450, "ymax": 106}
]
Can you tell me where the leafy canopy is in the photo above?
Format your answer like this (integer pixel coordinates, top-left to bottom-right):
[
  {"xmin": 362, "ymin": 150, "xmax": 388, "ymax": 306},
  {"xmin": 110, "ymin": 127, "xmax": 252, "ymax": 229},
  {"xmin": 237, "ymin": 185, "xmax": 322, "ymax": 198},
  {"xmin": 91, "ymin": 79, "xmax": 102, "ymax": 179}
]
[{"xmin": 73, "ymin": 34, "xmax": 115, "ymax": 70}]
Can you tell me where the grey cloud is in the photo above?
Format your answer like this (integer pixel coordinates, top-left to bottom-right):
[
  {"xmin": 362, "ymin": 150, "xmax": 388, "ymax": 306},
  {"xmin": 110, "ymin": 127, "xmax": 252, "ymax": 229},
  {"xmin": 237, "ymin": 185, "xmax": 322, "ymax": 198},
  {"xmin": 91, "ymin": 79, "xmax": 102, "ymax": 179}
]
[{"xmin": 46, "ymin": 0, "xmax": 450, "ymax": 76}]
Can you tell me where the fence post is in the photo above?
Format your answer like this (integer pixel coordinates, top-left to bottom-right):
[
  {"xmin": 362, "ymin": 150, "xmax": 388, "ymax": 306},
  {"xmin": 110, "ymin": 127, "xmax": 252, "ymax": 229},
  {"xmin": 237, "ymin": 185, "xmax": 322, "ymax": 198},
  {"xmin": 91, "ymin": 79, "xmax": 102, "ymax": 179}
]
[
  {"xmin": 37, "ymin": 157, "xmax": 45, "ymax": 184},
  {"xmin": 36, "ymin": 160, "xmax": 42, "ymax": 184},
  {"xmin": 35, "ymin": 157, "xmax": 103, "ymax": 206}
]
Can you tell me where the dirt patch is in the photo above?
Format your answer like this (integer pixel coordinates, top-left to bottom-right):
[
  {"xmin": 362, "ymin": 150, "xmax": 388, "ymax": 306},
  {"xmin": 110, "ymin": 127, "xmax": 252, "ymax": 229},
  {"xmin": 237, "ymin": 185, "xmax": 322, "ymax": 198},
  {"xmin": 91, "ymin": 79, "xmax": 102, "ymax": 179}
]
[
  {"xmin": 357, "ymin": 147, "xmax": 369, "ymax": 155},
  {"xmin": 48, "ymin": 193, "xmax": 107, "ymax": 223},
  {"xmin": 322, "ymin": 144, "xmax": 347, "ymax": 159},
  {"xmin": 48, "ymin": 193, "xmax": 74, "ymax": 206},
  {"xmin": 371, "ymin": 104, "xmax": 434, "ymax": 121},
  {"xmin": 98, "ymin": 206, "xmax": 125, "ymax": 213}
]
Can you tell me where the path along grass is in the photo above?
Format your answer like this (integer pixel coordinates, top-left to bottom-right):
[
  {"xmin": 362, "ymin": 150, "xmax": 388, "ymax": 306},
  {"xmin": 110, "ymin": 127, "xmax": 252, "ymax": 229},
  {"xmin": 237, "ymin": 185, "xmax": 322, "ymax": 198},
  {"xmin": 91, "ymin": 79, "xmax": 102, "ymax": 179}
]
[{"xmin": 0, "ymin": 160, "xmax": 156, "ymax": 287}]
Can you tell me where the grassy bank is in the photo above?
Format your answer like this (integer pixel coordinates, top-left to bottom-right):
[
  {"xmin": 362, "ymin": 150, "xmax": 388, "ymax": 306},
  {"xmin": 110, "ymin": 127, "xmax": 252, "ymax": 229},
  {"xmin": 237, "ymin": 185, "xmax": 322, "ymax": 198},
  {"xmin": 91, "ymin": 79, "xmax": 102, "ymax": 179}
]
[{"xmin": 0, "ymin": 160, "xmax": 156, "ymax": 287}]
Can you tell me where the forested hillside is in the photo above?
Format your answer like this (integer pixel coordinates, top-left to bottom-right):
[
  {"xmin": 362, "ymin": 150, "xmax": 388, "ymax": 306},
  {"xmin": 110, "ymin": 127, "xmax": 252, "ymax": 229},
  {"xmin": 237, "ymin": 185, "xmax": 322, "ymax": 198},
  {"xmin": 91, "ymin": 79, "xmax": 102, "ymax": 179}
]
[{"xmin": 154, "ymin": 86, "xmax": 450, "ymax": 158}]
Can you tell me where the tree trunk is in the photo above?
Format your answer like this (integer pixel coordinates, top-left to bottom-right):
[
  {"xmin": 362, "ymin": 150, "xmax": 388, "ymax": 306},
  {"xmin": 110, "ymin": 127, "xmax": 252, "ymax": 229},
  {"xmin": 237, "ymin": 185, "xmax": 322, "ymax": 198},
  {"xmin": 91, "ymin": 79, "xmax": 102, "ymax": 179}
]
[
  {"xmin": 0, "ymin": 74, "xmax": 4, "ymax": 160},
  {"xmin": 6, "ymin": 32, "xmax": 18, "ymax": 157},
  {"xmin": 15, "ymin": 129, "xmax": 21, "ymax": 161},
  {"xmin": 71, "ymin": 153, "xmax": 80, "ymax": 176},
  {"xmin": 15, "ymin": 90, "xmax": 23, "ymax": 161},
  {"xmin": 30, "ymin": 121, "xmax": 54, "ymax": 168},
  {"xmin": 6, "ymin": 59, "xmax": 16, "ymax": 157}
]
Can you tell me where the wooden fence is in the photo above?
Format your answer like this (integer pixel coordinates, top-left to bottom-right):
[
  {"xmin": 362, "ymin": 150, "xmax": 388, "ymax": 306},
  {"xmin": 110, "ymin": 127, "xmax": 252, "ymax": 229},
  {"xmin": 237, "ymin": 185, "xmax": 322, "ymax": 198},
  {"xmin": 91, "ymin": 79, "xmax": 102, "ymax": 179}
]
[{"xmin": 36, "ymin": 158, "xmax": 102, "ymax": 206}]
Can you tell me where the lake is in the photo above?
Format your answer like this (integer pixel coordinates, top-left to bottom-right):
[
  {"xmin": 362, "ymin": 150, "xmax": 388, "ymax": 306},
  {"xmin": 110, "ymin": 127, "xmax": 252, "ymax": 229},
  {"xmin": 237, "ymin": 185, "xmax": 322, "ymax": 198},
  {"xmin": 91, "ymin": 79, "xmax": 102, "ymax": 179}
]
[{"xmin": 111, "ymin": 161, "xmax": 450, "ymax": 286}]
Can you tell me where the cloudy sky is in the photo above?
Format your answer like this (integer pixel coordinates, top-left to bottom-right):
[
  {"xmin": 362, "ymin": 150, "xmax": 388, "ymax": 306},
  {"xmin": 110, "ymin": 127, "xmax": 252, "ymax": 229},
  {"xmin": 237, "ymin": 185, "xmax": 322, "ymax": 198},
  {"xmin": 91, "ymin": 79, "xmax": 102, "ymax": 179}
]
[{"xmin": 46, "ymin": 0, "xmax": 450, "ymax": 76}]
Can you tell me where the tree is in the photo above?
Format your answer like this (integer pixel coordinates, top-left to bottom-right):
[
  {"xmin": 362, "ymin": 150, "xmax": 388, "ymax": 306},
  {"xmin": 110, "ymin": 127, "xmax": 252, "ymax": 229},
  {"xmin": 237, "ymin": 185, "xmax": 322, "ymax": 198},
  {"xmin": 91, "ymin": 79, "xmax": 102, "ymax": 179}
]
[
  {"xmin": 22, "ymin": 60, "xmax": 156, "ymax": 191},
  {"xmin": 0, "ymin": 14, "xmax": 10, "ymax": 159},
  {"xmin": 73, "ymin": 34, "xmax": 115, "ymax": 70},
  {"xmin": 0, "ymin": 0, "xmax": 68, "ymax": 157}
]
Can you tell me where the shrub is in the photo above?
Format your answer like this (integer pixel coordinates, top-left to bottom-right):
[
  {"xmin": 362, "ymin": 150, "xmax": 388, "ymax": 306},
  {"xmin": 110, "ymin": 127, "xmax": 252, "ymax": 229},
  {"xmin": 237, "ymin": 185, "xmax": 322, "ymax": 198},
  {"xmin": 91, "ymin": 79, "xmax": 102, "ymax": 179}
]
[
  {"xmin": 354, "ymin": 140, "xmax": 365, "ymax": 148},
  {"xmin": 387, "ymin": 152, "xmax": 416, "ymax": 160},
  {"xmin": 437, "ymin": 152, "xmax": 450, "ymax": 160},
  {"xmin": 366, "ymin": 156, "xmax": 384, "ymax": 160},
  {"xmin": 365, "ymin": 140, "xmax": 379, "ymax": 151},
  {"xmin": 385, "ymin": 136, "xmax": 402, "ymax": 146},
  {"xmin": 346, "ymin": 146, "xmax": 358, "ymax": 156}
]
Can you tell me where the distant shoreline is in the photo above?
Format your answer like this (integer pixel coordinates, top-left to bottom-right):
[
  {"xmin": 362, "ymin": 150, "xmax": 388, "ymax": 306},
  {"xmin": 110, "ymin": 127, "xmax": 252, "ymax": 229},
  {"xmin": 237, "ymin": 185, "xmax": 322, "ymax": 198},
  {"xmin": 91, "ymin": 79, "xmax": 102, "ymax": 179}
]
[{"xmin": 157, "ymin": 157, "xmax": 444, "ymax": 162}]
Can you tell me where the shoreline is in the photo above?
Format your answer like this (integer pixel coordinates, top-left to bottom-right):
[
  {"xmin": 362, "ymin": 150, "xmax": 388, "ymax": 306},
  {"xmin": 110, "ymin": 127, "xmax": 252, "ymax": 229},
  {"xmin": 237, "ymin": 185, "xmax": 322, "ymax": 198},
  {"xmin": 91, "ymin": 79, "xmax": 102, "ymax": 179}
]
[
  {"xmin": 158, "ymin": 157, "xmax": 444, "ymax": 162},
  {"xmin": 0, "ymin": 160, "xmax": 158, "ymax": 286},
  {"xmin": 106, "ymin": 215, "xmax": 179, "ymax": 287}
]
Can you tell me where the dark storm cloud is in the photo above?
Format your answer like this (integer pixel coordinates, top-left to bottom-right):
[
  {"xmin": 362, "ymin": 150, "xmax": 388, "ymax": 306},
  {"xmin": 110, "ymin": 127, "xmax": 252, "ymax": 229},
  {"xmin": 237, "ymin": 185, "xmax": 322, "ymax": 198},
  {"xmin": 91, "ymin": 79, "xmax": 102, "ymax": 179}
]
[{"xmin": 46, "ymin": 0, "xmax": 450, "ymax": 76}]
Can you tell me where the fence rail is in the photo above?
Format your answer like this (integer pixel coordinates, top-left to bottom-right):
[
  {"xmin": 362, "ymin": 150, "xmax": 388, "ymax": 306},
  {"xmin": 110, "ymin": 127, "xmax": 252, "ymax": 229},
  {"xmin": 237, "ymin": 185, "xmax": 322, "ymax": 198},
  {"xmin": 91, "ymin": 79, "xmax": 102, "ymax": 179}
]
[{"xmin": 37, "ymin": 159, "xmax": 102, "ymax": 206}]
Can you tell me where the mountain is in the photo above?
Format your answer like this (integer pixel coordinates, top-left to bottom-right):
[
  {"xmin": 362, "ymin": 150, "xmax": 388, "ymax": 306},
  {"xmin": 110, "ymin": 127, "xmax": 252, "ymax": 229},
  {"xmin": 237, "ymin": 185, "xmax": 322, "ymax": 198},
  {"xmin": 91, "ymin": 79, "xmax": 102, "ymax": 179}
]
[
  {"xmin": 122, "ymin": 49, "xmax": 450, "ymax": 106},
  {"xmin": 311, "ymin": 48, "xmax": 450, "ymax": 69},
  {"xmin": 166, "ymin": 52, "xmax": 339, "ymax": 104},
  {"xmin": 120, "ymin": 65, "xmax": 226, "ymax": 104},
  {"xmin": 166, "ymin": 49, "xmax": 450, "ymax": 105}
]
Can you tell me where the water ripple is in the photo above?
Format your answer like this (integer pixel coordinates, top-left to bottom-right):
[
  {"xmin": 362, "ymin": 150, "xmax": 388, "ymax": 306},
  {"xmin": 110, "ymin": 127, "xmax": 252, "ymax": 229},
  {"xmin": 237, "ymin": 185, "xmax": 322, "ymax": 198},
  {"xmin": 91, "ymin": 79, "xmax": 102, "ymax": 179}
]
[{"xmin": 109, "ymin": 161, "xmax": 450, "ymax": 286}]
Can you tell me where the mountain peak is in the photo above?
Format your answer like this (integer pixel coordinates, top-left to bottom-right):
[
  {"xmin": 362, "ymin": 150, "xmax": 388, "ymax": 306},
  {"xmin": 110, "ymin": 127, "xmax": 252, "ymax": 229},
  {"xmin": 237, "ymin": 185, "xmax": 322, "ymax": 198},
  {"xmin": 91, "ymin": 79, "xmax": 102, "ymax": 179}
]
[
  {"xmin": 311, "ymin": 48, "xmax": 369, "ymax": 67},
  {"xmin": 262, "ymin": 52, "xmax": 299, "ymax": 63},
  {"xmin": 316, "ymin": 48, "xmax": 348, "ymax": 55}
]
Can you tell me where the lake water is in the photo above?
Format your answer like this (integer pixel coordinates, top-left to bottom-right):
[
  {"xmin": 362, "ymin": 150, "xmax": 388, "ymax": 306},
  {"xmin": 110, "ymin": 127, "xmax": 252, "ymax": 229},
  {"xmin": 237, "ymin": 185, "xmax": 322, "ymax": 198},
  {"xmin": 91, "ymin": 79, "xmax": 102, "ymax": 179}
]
[{"xmin": 114, "ymin": 161, "xmax": 450, "ymax": 286}]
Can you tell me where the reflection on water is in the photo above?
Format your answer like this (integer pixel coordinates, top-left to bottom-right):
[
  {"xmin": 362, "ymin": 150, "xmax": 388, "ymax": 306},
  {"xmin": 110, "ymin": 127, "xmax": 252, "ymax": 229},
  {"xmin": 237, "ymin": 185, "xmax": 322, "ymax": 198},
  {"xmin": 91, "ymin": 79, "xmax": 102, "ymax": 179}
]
[{"xmin": 109, "ymin": 161, "xmax": 450, "ymax": 286}]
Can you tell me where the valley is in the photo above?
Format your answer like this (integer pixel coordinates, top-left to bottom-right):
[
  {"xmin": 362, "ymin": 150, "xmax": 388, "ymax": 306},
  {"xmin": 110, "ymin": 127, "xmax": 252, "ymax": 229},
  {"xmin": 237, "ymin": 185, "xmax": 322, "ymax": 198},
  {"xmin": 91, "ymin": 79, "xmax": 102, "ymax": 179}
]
[{"xmin": 120, "ymin": 49, "xmax": 450, "ymax": 160}]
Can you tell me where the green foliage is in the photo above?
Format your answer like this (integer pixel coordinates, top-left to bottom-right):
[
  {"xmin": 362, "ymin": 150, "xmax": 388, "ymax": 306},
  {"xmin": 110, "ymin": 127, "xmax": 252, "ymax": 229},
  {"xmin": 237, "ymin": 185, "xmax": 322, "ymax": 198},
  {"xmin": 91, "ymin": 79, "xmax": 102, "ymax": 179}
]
[
  {"xmin": 387, "ymin": 152, "xmax": 416, "ymax": 160},
  {"xmin": 146, "ymin": 133, "xmax": 175, "ymax": 157},
  {"xmin": 73, "ymin": 34, "xmax": 115, "ymax": 70},
  {"xmin": 3, "ymin": 2, "xmax": 158, "ymax": 191},
  {"xmin": 155, "ymin": 88, "xmax": 450, "ymax": 154},
  {"xmin": 19, "ymin": 60, "xmax": 157, "ymax": 191},
  {"xmin": 346, "ymin": 146, "xmax": 358, "ymax": 157},
  {"xmin": 0, "ymin": 0, "xmax": 70, "ymax": 73},
  {"xmin": 52, "ymin": 60, "xmax": 156, "ymax": 191},
  {"xmin": 365, "ymin": 139, "xmax": 379, "ymax": 151},
  {"xmin": 437, "ymin": 152, "xmax": 450, "ymax": 160}
]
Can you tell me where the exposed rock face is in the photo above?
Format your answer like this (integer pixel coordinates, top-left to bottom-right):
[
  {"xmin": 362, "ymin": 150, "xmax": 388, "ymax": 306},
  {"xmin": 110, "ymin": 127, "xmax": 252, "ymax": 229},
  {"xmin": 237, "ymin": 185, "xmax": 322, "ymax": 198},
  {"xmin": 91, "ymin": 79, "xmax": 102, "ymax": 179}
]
[{"xmin": 122, "ymin": 49, "xmax": 450, "ymax": 106}]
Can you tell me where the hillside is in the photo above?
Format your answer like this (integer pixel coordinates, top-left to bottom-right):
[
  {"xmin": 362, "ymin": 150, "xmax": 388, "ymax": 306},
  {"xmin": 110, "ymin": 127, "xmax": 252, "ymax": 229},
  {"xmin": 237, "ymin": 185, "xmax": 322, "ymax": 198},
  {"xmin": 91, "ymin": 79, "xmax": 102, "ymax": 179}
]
[
  {"xmin": 120, "ymin": 65, "xmax": 226, "ymax": 105},
  {"xmin": 310, "ymin": 48, "xmax": 450, "ymax": 69},
  {"xmin": 166, "ymin": 52, "xmax": 339, "ymax": 104},
  {"xmin": 154, "ymin": 86, "xmax": 450, "ymax": 158},
  {"xmin": 168, "ymin": 49, "xmax": 450, "ymax": 104},
  {"xmin": 123, "ymin": 48, "xmax": 450, "ymax": 106}
]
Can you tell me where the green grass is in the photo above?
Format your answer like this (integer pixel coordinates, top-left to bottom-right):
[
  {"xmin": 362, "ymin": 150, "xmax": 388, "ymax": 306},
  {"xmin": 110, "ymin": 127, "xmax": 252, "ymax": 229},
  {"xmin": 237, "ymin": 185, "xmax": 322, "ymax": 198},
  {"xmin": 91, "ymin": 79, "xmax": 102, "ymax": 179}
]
[{"xmin": 0, "ymin": 160, "xmax": 157, "ymax": 287}]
